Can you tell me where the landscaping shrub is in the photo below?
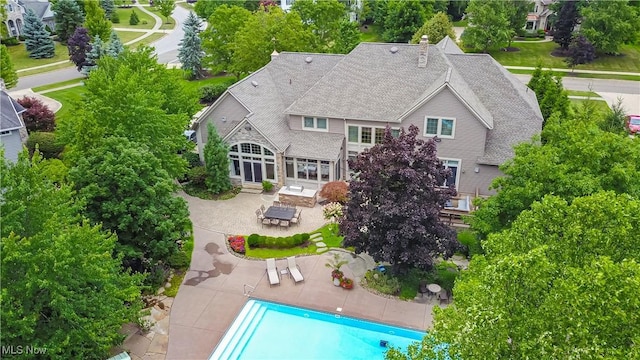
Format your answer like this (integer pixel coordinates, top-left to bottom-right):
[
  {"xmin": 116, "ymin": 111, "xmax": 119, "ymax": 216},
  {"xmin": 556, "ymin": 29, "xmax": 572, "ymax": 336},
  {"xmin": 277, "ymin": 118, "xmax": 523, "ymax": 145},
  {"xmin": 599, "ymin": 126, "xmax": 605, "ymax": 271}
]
[
  {"xmin": 129, "ymin": 10, "xmax": 140, "ymax": 25},
  {"xmin": 111, "ymin": 11, "xmax": 120, "ymax": 24},
  {"xmin": 199, "ymin": 83, "xmax": 229, "ymax": 105},
  {"xmin": 145, "ymin": 264, "xmax": 169, "ymax": 289},
  {"xmin": 17, "ymin": 96, "xmax": 56, "ymax": 132},
  {"xmin": 2, "ymin": 37, "xmax": 19, "ymax": 46},
  {"xmin": 188, "ymin": 166, "xmax": 206, "ymax": 186},
  {"xmin": 435, "ymin": 261, "xmax": 459, "ymax": 292},
  {"xmin": 227, "ymin": 235, "xmax": 245, "ymax": 253},
  {"xmin": 183, "ymin": 151, "xmax": 202, "ymax": 168},
  {"xmin": 247, "ymin": 234, "xmax": 260, "ymax": 247},
  {"xmin": 167, "ymin": 250, "xmax": 189, "ymax": 269},
  {"xmin": 365, "ymin": 270, "xmax": 401, "ymax": 295},
  {"xmin": 262, "ymin": 180, "xmax": 273, "ymax": 192},
  {"xmin": 537, "ymin": 29, "xmax": 546, "ymax": 38},
  {"xmin": 457, "ymin": 229, "xmax": 483, "ymax": 258},
  {"xmin": 301, "ymin": 233, "xmax": 310, "ymax": 241},
  {"xmin": 26, "ymin": 132, "xmax": 64, "ymax": 159},
  {"xmin": 319, "ymin": 181, "xmax": 348, "ymax": 203}
]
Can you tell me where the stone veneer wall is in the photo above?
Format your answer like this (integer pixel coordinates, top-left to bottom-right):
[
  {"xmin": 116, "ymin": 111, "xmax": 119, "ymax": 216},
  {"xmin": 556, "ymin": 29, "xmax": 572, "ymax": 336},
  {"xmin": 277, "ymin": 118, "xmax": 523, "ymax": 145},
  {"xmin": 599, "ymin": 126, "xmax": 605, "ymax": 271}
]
[{"xmin": 279, "ymin": 193, "xmax": 317, "ymax": 208}]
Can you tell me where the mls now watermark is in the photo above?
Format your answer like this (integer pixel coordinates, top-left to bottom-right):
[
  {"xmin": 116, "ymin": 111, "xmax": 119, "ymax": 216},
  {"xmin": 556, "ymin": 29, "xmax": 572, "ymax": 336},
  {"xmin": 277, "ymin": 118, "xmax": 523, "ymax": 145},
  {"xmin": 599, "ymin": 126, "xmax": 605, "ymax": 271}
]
[{"xmin": 2, "ymin": 345, "xmax": 47, "ymax": 356}]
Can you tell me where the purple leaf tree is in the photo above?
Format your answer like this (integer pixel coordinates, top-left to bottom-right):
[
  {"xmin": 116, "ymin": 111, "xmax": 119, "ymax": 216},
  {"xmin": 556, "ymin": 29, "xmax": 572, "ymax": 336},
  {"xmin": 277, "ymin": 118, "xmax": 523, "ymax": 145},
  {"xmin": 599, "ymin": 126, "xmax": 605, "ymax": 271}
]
[
  {"xmin": 340, "ymin": 125, "xmax": 459, "ymax": 275},
  {"xmin": 67, "ymin": 27, "xmax": 92, "ymax": 71}
]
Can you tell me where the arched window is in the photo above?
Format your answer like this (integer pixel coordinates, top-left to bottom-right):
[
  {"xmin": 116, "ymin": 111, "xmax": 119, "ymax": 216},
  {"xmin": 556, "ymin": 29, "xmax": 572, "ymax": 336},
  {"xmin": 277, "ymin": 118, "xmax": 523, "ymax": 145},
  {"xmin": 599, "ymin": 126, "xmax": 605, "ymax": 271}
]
[{"xmin": 229, "ymin": 142, "xmax": 276, "ymax": 183}]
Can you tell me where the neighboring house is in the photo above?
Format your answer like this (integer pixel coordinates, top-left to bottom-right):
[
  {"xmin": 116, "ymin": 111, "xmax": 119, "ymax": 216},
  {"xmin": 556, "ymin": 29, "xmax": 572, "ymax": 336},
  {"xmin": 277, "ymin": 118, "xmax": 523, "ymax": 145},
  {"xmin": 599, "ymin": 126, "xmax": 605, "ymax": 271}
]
[
  {"xmin": 194, "ymin": 37, "xmax": 543, "ymax": 199},
  {"xmin": 0, "ymin": 90, "xmax": 28, "ymax": 163},
  {"xmin": 3, "ymin": 0, "xmax": 55, "ymax": 38},
  {"xmin": 526, "ymin": 0, "xmax": 555, "ymax": 33}
]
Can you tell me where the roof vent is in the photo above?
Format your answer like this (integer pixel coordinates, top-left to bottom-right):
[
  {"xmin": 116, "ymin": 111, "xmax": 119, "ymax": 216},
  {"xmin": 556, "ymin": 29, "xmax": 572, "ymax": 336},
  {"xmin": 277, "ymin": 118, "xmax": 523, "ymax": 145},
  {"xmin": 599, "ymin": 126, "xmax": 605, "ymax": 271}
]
[
  {"xmin": 305, "ymin": 56, "xmax": 313, "ymax": 63},
  {"xmin": 390, "ymin": 46, "xmax": 399, "ymax": 54},
  {"xmin": 251, "ymin": 80, "xmax": 258, "ymax": 87}
]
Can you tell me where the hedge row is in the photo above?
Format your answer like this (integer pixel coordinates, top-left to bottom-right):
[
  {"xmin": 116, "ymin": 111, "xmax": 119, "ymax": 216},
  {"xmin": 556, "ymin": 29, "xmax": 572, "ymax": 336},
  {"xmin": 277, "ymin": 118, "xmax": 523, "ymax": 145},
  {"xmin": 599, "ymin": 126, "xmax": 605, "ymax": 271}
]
[{"xmin": 247, "ymin": 233, "xmax": 310, "ymax": 249}]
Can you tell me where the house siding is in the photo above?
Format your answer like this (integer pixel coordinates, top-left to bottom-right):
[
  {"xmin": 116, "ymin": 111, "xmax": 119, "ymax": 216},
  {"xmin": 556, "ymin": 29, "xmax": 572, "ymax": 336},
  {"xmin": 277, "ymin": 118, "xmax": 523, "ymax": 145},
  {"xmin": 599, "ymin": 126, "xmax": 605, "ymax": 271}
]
[
  {"xmin": 1, "ymin": 132, "xmax": 24, "ymax": 163},
  {"xmin": 196, "ymin": 94, "xmax": 249, "ymax": 159},
  {"xmin": 402, "ymin": 87, "xmax": 492, "ymax": 195},
  {"xmin": 288, "ymin": 115, "xmax": 345, "ymax": 134}
]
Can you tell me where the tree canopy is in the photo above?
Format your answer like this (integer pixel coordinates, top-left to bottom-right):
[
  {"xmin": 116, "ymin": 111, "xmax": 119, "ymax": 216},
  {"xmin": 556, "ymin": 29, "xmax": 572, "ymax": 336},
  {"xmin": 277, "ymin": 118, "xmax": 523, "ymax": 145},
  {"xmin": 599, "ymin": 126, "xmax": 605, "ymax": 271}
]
[
  {"xmin": 203, "ymin": 123, "xmax": 232, "ymax": 194},
  {"xmin": 460, "ymin": 0, "xmax": 510, "ymax": 52},
  {"xmin": 340, "ymin": 125, "xmax": 458, "ymax": 275},
  {"xmin": 388, "ymin": 192, "xmax": 640, "ymax": 359},
  {"xmin": 0, "ymin": 44, "xmax": 18, "ymax": 88},
  {"xmin": 1, "ymin": 151, "xmax": 143, "ymax": 359},
  {"xmin": 411, "ymin": 11, "xmax": 456, "ymax": 44},
  {"xmin": 178, "ymin": 13, "xmax": 204, "ymax": 79},
  {"xmin": 23, "ymin": 9, "xmax": 55, "ymax": 59},
  {"xmin": 581, "ymin": 0, "xmax": 640, "ymax": 55},
  {"xmin": 84, "ymin": 0, "xmax": 112, "ymax": 40},
  {"xmin": 527, "ymin": 65, "xmax": 571, "ymax": 126},
  {"xmin": 552, "ymin": 0, "xmax": 580, "ymax": 51},
  {"xmin": 156, "ymin": 0, "xmax": 176, "ymax": 24},
  {"xmin": 52, "ymin": 0, "xmax": 85, "ymax": 44},
  {"xmin": 291, "ymin": 0, "xmax": 347, "ymax": 50},
  {"xmin": 565, "ymin": 34, "xmax": 595, "ymax": 70},
  {"xmin": 382, "ymin": 0, "xmax": 428, "ymax": 43},
  {"xmin": 200, "ymin": 5, "xmax": 252, "ymax": 77},
  {"xmin": 67, "ymin": 26, "xmax": 92, "ymax": 71},
  {"xmin": 58, "ymin": 46, "xmax": 199, "ymax": 178}
]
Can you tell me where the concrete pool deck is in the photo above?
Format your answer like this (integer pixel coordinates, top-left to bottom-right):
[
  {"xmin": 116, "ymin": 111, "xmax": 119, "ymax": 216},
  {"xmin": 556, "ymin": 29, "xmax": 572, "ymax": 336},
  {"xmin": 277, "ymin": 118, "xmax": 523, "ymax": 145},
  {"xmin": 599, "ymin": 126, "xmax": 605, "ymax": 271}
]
[{"xmin": 165, "ymin": 192, "xmax": 441, "ymax": 360}]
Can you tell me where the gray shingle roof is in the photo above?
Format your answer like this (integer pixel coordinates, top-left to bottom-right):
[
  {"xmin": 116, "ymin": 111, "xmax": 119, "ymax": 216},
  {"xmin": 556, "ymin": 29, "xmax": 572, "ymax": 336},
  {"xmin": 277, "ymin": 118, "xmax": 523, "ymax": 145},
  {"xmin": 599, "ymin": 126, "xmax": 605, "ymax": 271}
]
[
  {"xmin": 206, "ymin": 38, "xmax": 542, "ymax": 164},
  {"xmin": 19, "ymin": 0, "xmax": 52, "ymax": 20},
  {"xmin": 1, "ymin": 90, "xmax": 26, "ymax": 131}
]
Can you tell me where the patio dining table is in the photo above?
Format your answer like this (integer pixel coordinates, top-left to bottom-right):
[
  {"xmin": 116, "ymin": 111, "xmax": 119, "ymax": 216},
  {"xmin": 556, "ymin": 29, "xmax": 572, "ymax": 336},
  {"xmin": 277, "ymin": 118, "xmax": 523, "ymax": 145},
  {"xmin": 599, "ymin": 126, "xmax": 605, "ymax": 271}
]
[{"xmin": 263, "ymin": 206, "xmax": 296, "ymax": 221}]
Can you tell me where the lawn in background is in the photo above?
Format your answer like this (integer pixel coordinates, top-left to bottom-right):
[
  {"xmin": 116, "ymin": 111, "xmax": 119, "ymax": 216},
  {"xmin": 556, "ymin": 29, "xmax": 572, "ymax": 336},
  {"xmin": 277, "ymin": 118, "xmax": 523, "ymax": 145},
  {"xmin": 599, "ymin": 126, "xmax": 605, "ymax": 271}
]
[
  {"xmin": 44, "ymin": 86, "xmax": 85, "ymax": 123},
  {"xmin": 115, "ymin": 30, "xmax": 145, "ymax": 44},
  {"xmin": 570, "ymin": 98, "xmax": 611, "ymax": 119},
  {"xmin": 113, "ymin": 7, "xmax": 155, "ymax": 29},
  {"xmin": 360, "ymin": 24, "xmax": 383, "ymax": 42},
  {"xmin": 8, "ymin": 42, "xmax": 70, "ymax": 70}
]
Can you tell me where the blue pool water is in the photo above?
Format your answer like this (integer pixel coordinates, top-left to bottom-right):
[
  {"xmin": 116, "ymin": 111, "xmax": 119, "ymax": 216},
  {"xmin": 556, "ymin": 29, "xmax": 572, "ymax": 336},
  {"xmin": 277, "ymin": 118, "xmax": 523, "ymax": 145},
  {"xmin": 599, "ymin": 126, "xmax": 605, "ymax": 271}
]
[{"xmin": 209, "ymin": 299, "xmax": 425, "ymax": 360}]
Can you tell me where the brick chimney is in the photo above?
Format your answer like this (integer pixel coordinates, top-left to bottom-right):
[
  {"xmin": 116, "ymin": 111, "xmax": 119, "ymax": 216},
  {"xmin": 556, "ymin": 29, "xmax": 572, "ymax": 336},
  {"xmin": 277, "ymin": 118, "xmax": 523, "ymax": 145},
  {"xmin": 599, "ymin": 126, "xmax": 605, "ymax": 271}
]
[{"xmin": 418, "ymin": 35, "xmax": 429, "ymax": 68}]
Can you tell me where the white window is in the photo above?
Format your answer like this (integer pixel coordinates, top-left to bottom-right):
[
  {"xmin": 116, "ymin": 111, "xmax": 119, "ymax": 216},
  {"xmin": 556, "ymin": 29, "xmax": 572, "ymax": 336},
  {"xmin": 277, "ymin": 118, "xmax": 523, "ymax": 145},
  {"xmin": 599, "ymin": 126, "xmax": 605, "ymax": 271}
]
[
  {"xmin": 347, "ymin": 125, "xmax": 400, "ymax": 144},
  {"xmin": 424, "ymin": 117, "xmax": 455, "ymax": 139},
  {"xmin": 302, "ymin": 116, "xmax": 328, "ymax": 132},
  {"xmin": 441, "ymin": 159, "xmax": 460, "ymax": 188},
  {"xmin": 0, "ymin": 130, "xmax": 12, "ymax": 136}
]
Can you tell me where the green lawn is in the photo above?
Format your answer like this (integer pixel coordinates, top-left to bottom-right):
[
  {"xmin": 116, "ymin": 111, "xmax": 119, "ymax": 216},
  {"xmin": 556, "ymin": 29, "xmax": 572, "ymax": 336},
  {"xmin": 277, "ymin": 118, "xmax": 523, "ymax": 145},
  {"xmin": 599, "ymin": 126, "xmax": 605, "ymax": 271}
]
[
  {"xmin": 566, "ymin": 90, "xmax": 600, "ymax": 98},
  {"xmin": 242, "ymin": 224, "xmax": 344, "ymax": 259},
  {"xmin": 43, "ymin": 86, "xmax": 85, "ymax": 122},
  {"xmin": 130, "ymin": 33, "xmax": 166, "ymax": 48},
  {"xmin": 507, "ymin": 68, "xmax": 640, "ymax": 82},
  {"xmin": 19, "ymin": 62, "xmax": 75, "ymax": 77},
  {"xmin": 114, "ymin": 30, "xmax": 145, "ymax": 44},
  {"xmin": 360, "ymin": 24, "xmax": 383, "ymax": 43},
  {"xmin": 452, "ymin": 20, "xmax": 468, "ymax": 27},
  {"xmin": 570, "ymin": 98, "xmax": 611, "ymax": 118},
  {"xmin": 489, "ymin": 42, "xmax": 640, "ymax": 72},
  {"xmin": 179, "ymin": 73, "xmax": 236, "ymax": 95},
  {"xmin": 33, "ymin": 79, "xmax": 84, "ymax": 92},
  {"xmin": 9, "ymin": 42, "xmax": 71, "ymax": 71},
  {"xmin": 113, "ymin": 7, "xmax": 155, "ymax": 29},
  {"xmin": 147, "ymin": 7, "xmax": 176, "ymax": 30}
]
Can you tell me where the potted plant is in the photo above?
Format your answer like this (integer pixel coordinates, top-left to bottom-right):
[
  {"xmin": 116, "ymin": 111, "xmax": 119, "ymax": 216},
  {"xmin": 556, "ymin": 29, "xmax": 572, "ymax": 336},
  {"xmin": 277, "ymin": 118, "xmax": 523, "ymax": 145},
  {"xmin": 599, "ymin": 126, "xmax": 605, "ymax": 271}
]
[
  {"xmin": 325, "ymin": 253, "xmax": 348, "ymax": 286},
  {"xmin": 340, "ymin": 277, "xmax": 354, "ymax": 290}
]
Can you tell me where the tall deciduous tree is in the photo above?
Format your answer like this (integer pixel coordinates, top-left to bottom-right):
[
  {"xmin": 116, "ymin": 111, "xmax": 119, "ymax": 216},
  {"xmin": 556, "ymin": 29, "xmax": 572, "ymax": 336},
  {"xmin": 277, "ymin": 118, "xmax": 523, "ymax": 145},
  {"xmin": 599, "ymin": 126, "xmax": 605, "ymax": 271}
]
[
  {"xmin": 53, "ymin": 0, "xmax": 85, "ymax": 44},
  {"xmin": 581, "ymin": 0, "xmax": 640, "ymax": 55},
  {"xmin": 105, "ymin": 30, "xmax": 124, "ymax": 57},
  {"xmin": 84, "ymin": 0, "xmax": 112, "ymax": 40},
  {"xmin": 23, "ymin": 9, "xmax": 55, "ymax": 58},
  {"xmin": 58, "ymin": 46, "xmax": 199, "ymax": 179},
  {"xmin": 505, "ymin": 0, "xmax": 530, "ymax": 48},
  {"xmin": 460, "ymin": 0, "xmax": 510, "ymax": 52},
  {"xmin": 203, "ymin": 123, "xmax": 232, "ymax": 194},
  {"xmin": 0, "ymin": 44, "xmax": 18, "ymax": 88},
  {"xmin": 332, "ymin": 19, "xmax": 361, "ymax": 54},
  {"xmin": 67, "ymin": 26, "xmax": 91, "ymax": 71},
  {"xmin": 527, "ymin": 66, "xmax": 570, "ymax": 126},
  {"xmin": 193, "ymin": 0, "xmax": 225, "ymax": 19},
  {"xmin": 68, "ymin": 136, "xmax": 191, "ymax": 274},
  {"xmin": 411, "ymin": 11, "xmax": 456, "ymax": 44},
  {"xmin": 291, "ymin": 0, "xmax": 346, "ymax": 50},
  {"xmin": 565, "ymin": 34, "xmax": 595, "ymax": 71},
  {"xmin": 200, "ymin": 5, "xmax": 252, "ymax": 76},
  {"xmin": 382, "ymin": 0, "xmax": 428, "ymax": 43},
  {"xmin": 0, "ymin": 0, "xmax": 8, "ymax": 39},
  {"xmin": 340, "ymin": 125, "xmax": 458, "ymax": 275},
  {"xmin": 552, "ymin": 0, "xmax": 580, "ymax": 51},
  {"xmin": 1, "ymin": 151, "xmax": 143, "ymax": 359},
  {"xmin": 178, "ymin": 15, "xmax": 204, "ymax": 79},
  {"xmin": 231, "ymin": 6, "xmax": 315, "ymax": 78},
  {"xmin": 470, "ymin": 113, "xmax": 640, "ymax": 239},
  {"xmin": 156, "ymin": 0, "xmax": 176, "ymax": 24},
  {"xmin": 81, "ymin": 35, "xmax": 105, "ymax": 75},
  {"xmin": 389, "ymin": 193, "xmax": 640, "ymax": 359}
]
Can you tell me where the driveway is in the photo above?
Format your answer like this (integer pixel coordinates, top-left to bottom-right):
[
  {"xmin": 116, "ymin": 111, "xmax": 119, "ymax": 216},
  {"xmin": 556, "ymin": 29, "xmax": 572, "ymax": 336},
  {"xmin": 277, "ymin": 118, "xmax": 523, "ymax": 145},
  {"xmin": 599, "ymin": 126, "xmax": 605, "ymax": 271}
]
[{"xmin": 166, "ymin": 191, "xmax": 441, "ymax": 360}]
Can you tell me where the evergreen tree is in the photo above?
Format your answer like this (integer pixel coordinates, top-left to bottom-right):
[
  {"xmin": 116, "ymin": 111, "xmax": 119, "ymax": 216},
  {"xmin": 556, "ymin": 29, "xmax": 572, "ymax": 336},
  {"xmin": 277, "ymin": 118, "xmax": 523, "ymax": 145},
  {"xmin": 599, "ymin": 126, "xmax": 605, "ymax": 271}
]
[
  {"xmin": 203, "ymin": 123, "xmax": 232, "ymax": 194},
  {"xmin": 182, "ymin": 11, "xmax": 202, "ymax": 33},
  {"xmin": 53, "ymin": 0, "xmax": 85, "ymax": 44},
  {"xmin": 129, "ymin": 10, "xmax": 140, "ymax": 25},
  {"xmin": 85, "ymin": 0, "xmax": 112, "ymax": 40},
  {"xmin": 23, "ymin": 9, "xmax": 55, "ymax": 59},
  {"xmin": 81, "ymin": 35, "xmax": 105, "ymax": 76},
  {"xmin": 565, "ymin": 34, "xmax": 595, "ymax": 71},
  {"xmin": 68, "ymin": 27, "xmax": 92, "ymax": 71},
  {"xmin": 178, "ymin": 21, "xmax": 203, "ymax": 79},
  {"xmin": 528, "ymin": 65, "xmax": 570, "ymax": 127},
  {"xmin": 552, "ymin": 0, "xmax": 580, "ymax": 51},
  {"xmin": 111, "ymin": 10, "xmax": 120, "ymax": 24},
  {"xmin": 100, "ymin": 0, "xmax": 115, "ymax": 19},
  {"xmin": 0, "ymin": 44, "xmax": 19, "ymax": 89},
  {"xmin": 105, "ymin": 30, "xmax": 124, "ymax": 58}
]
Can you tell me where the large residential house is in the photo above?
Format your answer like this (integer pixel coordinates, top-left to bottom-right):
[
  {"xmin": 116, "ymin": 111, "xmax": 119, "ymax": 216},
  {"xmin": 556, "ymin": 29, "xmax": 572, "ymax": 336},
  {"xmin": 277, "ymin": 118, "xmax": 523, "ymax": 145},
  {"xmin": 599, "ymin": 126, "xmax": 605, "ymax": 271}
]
[
  {"xmin": 0, "ymin": 89, "xmax": 28, "ymax": 163},
  {"xmin": 3, "ymin": 0, "xmax": 55, "ymax": 38},
  {"xmin": 194, "ymin": 37, "xmax": 543, "ymax": 199},
  {"xmin": 526, "ymin": 0, "xmax": 555, "ymax": 33}
]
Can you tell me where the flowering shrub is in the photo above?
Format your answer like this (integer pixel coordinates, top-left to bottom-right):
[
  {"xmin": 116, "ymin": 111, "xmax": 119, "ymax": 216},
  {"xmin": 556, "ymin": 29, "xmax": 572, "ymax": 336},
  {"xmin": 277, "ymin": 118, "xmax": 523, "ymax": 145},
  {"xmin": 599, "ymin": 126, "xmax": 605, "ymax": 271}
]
[
  {"xmin": 340, "ymin": 277, "xmax": 354, "ymax": 289},
  {"xmin": 322, "ymin": 202, "xmax": 344, "ymax": 222},
  {"xmin": 319, "ymin": 181, "xmax": 349, "ymax": 203},
  {"xmin": 331, "ymin": 269, "xmax": 344, "ymax": 280},
  {"xmin": 228, "ymin": 235, "xmax": 246, "ymax": 254}
]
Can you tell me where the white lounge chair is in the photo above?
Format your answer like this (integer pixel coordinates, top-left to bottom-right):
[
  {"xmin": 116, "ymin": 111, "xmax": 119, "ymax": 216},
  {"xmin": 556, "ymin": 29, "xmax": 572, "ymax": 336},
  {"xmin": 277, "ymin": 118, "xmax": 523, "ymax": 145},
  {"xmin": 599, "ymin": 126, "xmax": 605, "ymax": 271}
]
[
  {"xmin": 266, "ymin": 258, "xmax": 280, "ymax": 287},
  {"xmin": 286, "ymin": 256, "xmax": 304, "ymax": 284}
]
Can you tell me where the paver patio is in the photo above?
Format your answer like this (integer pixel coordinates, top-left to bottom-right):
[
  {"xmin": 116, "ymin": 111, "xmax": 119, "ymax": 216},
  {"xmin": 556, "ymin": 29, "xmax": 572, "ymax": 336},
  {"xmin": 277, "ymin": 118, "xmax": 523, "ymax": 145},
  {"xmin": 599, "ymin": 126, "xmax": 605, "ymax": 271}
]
[{"xmin": 166, "ymin": 191, "xmax": 442, "ymax": 360}]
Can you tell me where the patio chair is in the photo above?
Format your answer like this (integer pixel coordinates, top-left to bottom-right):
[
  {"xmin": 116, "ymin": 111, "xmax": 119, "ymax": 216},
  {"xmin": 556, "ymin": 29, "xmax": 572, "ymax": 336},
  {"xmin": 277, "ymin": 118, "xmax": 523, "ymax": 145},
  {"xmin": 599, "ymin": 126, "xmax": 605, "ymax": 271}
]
[
  {"xmin": 260, "ymin": 204, "xmax": 266, "ymax": 212},
  {"xmin": 439, "ymin": 291, "xmax": 450, "ymax": 304},
  {"xmin": 255, "ymin": 209, "xmax": 265, "ymax": 223},
  {"xmin": 286, "ymin": 256, "xmax": 304, "ymax": 284},
  {"xmin": 291, "ymin": 209, "xmax": 302, "ymax": 226},
  {"xmin": 280, "ymin": 220, "xmax": 290, "ymax": 229},
  {"xmin": 266, "ymin": 258, "xmax": 280, "ymax": 287},
  {"xmin": 273, "ymin": 201, "xmax": 281, "ymax": 207},
  {"xmin": 270, "ymin": 218, "xmax": 280, "ymax": 227},
  {"xmin": 262, "ymin": 217, "xmax": 272, "ymax": 228}
]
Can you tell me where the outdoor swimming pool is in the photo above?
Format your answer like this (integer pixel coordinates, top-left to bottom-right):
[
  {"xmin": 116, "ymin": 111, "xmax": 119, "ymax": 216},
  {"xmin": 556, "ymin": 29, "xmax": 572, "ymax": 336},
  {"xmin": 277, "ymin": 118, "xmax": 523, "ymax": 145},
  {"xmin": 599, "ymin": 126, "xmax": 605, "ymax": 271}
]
[{"xmin": 209, "ymin": 299, "xmax": 425, "ymax": 360}]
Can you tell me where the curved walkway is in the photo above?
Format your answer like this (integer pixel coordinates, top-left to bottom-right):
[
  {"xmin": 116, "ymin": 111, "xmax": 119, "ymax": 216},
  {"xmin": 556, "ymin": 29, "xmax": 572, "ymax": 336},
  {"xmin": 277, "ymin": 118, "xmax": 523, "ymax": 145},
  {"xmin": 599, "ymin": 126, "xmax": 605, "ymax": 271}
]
[{"xmin": 165, "ymin": 192, "xmax": 441, "ymax": 360}]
